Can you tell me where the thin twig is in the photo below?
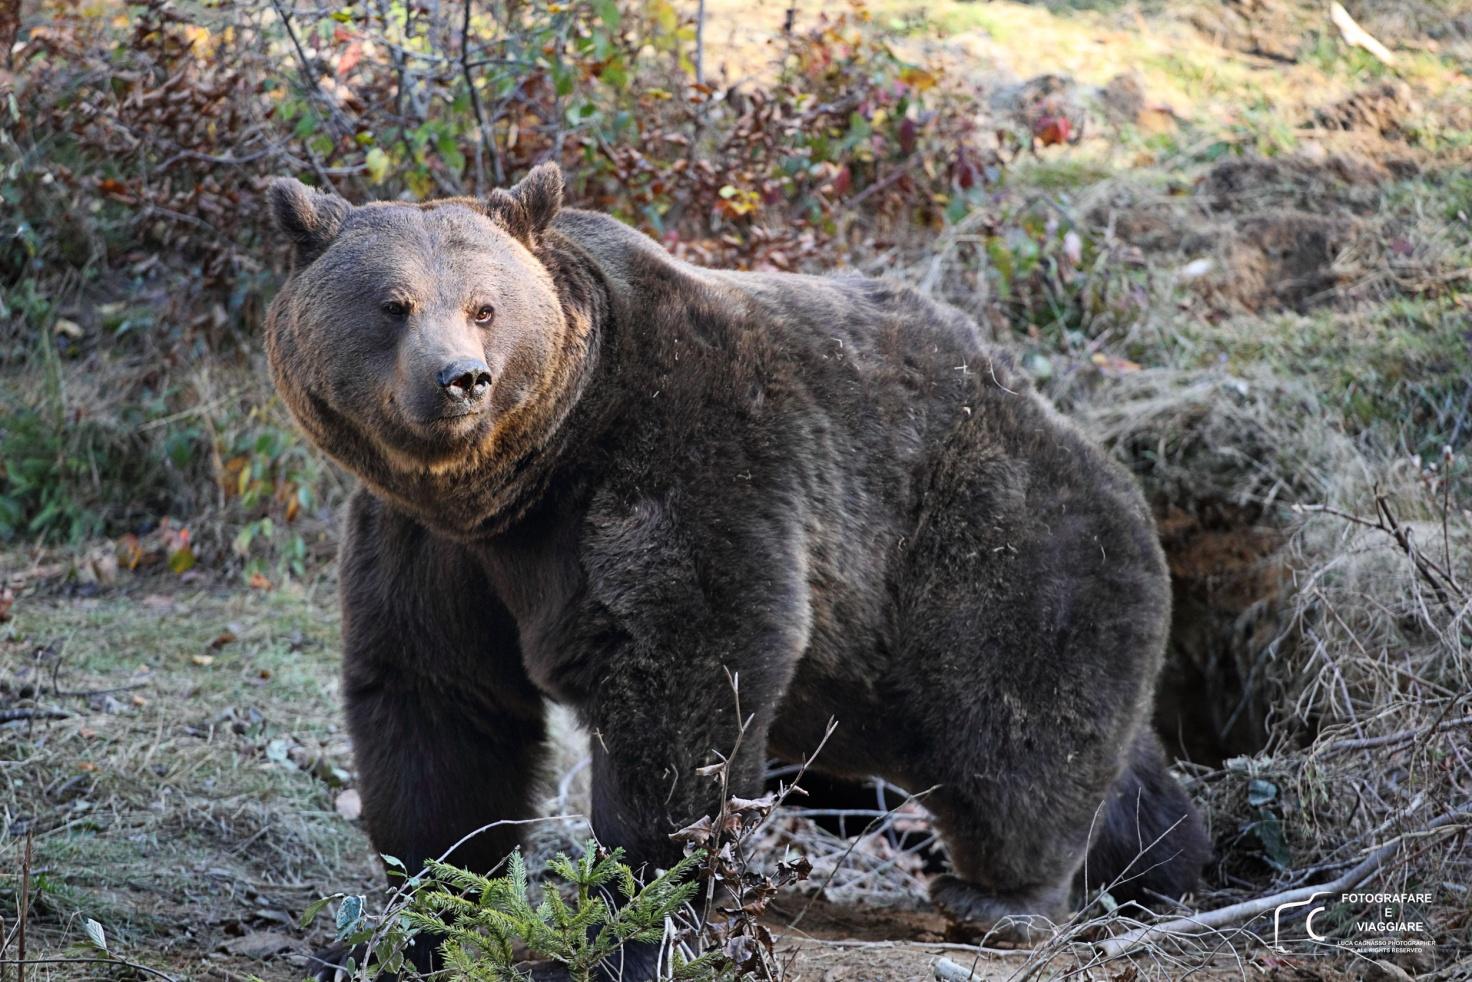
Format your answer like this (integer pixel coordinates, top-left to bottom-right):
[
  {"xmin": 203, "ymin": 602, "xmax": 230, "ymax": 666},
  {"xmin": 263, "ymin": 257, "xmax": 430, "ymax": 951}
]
[
  {"xmin": 1297, "ymin": 493, "xmax": 1466, "ymax": 610},
  {"xmin": 693, "ymin": 0, "xmax": 706, "ymax": 87},
  {"xmin": 784, "ymin": 784, "xmax": 939, "ymax": 933},
  {"xmin": 1319, "ymin": 714, "xmax": 1472, "ymax": 755},
  {"xmin": 19, "ymin": 834, "xmax": 32, "ymax": 982},
  {"xmin": 846, "ymin": 158, "xmax": 920, "ymax": 209},
  {"xmin": 1442, "ymin": 446, "xmax": 1460, "ymax": 593},
  {"xmin": 266, "ymin": 0, "xmax": 345, "ymax": 191}
]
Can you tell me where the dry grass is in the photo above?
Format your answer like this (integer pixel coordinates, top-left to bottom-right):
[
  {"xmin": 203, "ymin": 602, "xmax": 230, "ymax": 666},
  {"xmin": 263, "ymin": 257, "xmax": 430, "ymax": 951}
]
[{"xmin": 0, "ymin": 578, "xmax": 379, "ymax": 978}]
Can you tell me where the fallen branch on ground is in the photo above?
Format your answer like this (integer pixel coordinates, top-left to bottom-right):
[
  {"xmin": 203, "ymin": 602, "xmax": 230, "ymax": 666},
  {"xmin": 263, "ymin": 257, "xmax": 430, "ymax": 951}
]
[
  {"xmin": 933, "ymin": 956, "xmax": 984, "ymax": 981},
  {"xmin": 1095, "ymin": 807, "xmax": 1472, "ymax": 959},
  {"xmin": 0, "ymin": 707, "xmax": 70, "ymax": 723},
  {"xmin": 1330, "ymin": 3, "xmax": 1396, "ymax": 64}
]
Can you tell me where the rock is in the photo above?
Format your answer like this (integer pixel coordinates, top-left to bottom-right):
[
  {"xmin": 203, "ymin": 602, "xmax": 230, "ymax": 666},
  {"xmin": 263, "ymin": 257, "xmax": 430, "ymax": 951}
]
[{"xmin": 335, "ymin": 788, "xmax": 362, "ymax": 821}]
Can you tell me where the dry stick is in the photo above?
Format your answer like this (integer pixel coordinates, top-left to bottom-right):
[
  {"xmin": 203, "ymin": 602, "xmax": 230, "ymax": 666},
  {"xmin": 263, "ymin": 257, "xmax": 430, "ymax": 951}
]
[
  {"xmin": 752, "ymin": 717, "xmax": 838, "ymax": 841},
  {"xmin": 1320, "ymin": 714, "xmax": 1472, "ymax": 755},
  {"xmin": 799, "ymin": 938, "xmax": 1026, "ymax": 957},
  {"xmin": 17, "ymin": 834, "xmax": 29, "ymax": 982},
  {"xmin": 1329, "ymin": 2, "xmax": 1396, "ymax": 64},
  {"xmin": 1375, "ymin": 494, "xmax": 1457, "ymax": 610},
  {"xmin": 1296, "ymin": 497, "xmax": 1466, "ymax": 610},
  {"xmin": 697, "ymin": 669, "xmax": 755, "ymax": 929},
  {"xmin": 46, "ymin": 637, "xmax": 149, "ymax": 700},
  {"xmin": 1441, "ymin": 446, "xmax": 1461, "ymax": 593},
  {"xmin": 693, "ymin": 0, "xmax": 706, "ymax": 87},
  {"xmin": 50, "ymin": 682, "xmax": 147, "ymax": 700},
  {"xmin": 267, "ymin": 0, "xmax": 345, "ymax": 193},
  {"xmin": 0, "ymin": 959, "xmax": 179, "ymax": 982},
  {"xmin": 783, "ymin": 783, "xmax": 940, "ymax": 933},
  {"xmin": 0, "ymin": 708, "xmax": 69, "ymax": 724},
  {"xmin": 1095, "ymin": 807, "xmax": 1472, "ymax": 959},
  {"xmin": 370, "ymin": 0, "xmax": 425, "ymax": 183},
  {"xmin": 932, "ymin": 956, "xmax": 983, "ymax": 981},
  {"xmin": 680, "ymin": 0, "xmax": 711, "ymax": 182}
]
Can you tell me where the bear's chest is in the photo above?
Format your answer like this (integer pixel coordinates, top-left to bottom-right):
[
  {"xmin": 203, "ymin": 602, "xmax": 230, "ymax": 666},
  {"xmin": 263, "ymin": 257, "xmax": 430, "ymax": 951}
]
[{"xmin": 475, "ymin": 518, "xmax": 608, "ymax": 703}]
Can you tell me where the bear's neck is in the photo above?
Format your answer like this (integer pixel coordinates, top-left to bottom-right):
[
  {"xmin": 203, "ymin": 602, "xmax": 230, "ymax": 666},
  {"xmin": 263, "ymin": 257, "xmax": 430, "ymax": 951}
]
[{"xmin": 353, "ymin": 233, "xmax": 618, "ymax": 542}]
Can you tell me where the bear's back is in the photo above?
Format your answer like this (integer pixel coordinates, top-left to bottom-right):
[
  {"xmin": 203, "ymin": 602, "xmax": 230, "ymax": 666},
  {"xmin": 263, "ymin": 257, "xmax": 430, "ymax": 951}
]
[{"xmin": 552, "ymin": 207, "xmax": 1004, "ymax": 451}]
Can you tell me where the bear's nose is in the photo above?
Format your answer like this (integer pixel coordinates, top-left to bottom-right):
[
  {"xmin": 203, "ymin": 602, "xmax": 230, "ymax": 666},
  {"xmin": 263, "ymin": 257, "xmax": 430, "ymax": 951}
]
[{"xmin": 437, "ymin": 358, "xmax": 492, "ymax": 404}]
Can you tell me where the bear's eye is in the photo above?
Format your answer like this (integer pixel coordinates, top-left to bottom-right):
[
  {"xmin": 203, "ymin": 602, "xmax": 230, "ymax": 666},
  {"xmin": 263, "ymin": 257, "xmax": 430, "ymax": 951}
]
[
  {"xmin": 472, "ymin": 304, "xmax": 495, "ymax": 325},
  {"xmin": 382, "ymin": 300, "xmax": 410, "ymax": 319}
]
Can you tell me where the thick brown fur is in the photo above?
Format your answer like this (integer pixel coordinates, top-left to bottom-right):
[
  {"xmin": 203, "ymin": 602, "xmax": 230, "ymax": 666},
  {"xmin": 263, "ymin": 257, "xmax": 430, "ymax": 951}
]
[{"xmin": 265, "ymin": 164, "xmax": 1208, "ymax": 975}]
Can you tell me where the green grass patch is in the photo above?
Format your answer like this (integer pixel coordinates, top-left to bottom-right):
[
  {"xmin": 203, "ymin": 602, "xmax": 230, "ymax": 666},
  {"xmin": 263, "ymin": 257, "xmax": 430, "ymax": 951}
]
[
  {"xmin": 0, "ymin": 579, "xmax": 372, "ymax": 975},
  {"xmin": 1166, "ymin": 298, "xmax": 1472, "ymax": 457}
]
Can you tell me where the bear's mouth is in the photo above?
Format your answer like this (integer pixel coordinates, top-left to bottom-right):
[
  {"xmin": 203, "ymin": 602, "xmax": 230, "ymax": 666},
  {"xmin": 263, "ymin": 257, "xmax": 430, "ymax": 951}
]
[
  {"xmin": 373, "ymin": 394, "xmax": 496, "ymax": 466},
  {"xmin": 427, "ymin": 407, "xmax": 482, "ymax": 424}
]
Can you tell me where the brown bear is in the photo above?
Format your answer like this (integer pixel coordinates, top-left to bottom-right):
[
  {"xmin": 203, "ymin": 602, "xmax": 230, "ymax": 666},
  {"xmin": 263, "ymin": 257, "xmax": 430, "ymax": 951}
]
[{"xmin": 265, "ymin": 164, "xmax": 1207, "ymax": 976}]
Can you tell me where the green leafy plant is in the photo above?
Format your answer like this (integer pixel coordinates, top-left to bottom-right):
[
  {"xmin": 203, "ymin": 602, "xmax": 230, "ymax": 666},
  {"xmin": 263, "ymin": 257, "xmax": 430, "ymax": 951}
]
[
  {"xmin": 0, "ymin": 327, "xmax": 166, "ymax": 543},
  {"xmin": 308, "ymin": 842, "xmax": 733, "ymax": 982}
]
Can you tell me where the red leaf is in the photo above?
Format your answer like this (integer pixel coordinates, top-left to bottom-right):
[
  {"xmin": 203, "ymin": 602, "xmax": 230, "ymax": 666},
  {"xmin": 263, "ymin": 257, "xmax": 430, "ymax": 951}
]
[
  {"xmin": 898, "ymin": 116, "xmax": 918, "ymax": 155},
  {"xmin": 1034, "ymin": 115, "xmax": 1072, "ymax": 147}
]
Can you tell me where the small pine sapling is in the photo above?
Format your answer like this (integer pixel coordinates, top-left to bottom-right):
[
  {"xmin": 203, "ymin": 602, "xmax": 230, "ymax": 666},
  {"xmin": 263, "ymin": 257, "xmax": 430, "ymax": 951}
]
[{"xmin": 402, "ymin": 841, "xmax": 732, "ymax": 982}]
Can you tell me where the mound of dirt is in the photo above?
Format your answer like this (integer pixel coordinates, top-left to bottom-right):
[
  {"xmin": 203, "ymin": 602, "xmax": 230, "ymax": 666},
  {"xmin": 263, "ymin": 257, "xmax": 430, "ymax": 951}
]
[
  {"xmin": 1197, "ymin": 153, "xmax": 1389, "ymax": 213},
  {"xmin": 1310, "ymin": 81, "xmax": 1419, "ymax": 139},
  {"xmin": 1090, "ymin": 153, "xmax": 1417, "ymax": 314},
  {"xmin": 1212, "ymin": 210, "xmax": 1360, "ymax": 311},
  {"xmin": 1191, "ymin": 0, "xmax": 1310, "ymax": 63}
]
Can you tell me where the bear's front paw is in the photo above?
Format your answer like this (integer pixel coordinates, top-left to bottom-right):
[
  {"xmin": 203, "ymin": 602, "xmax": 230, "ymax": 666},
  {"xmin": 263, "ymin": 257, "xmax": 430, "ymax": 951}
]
[
  {"xmin": 516, "ymin": 941, "xmax": 660, "ymax": 982},
  {"xmin": 929, "ymin": 873, "xmax": 1060, "ymax": 946},
  {"xmin": 306, "ymin": 935, "xmax": 439, "ymax": 981},
  {"xmin": 305, "ymin": 943, "xmax": 356, "ymax": 981}
]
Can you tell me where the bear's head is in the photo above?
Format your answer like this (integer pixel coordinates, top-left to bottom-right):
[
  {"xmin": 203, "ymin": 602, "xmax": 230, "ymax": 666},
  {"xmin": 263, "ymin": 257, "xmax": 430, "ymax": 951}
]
[{"xmin": 264, "ymin": 163, "xmax": 599, "ymax": 532}]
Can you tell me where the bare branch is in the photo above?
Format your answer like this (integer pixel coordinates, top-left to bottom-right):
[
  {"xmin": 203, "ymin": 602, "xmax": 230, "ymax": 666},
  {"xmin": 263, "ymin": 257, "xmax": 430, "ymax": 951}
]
[{"xmin": 460, "ymin": 0, "xmax": 504, "ymax": 189}]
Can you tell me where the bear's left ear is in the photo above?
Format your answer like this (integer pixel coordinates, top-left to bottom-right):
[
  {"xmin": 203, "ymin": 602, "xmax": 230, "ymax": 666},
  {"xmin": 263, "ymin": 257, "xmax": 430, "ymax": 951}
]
[{"xmin": 482, "ymin": 162, "xmax": 563, "ymax": 245}]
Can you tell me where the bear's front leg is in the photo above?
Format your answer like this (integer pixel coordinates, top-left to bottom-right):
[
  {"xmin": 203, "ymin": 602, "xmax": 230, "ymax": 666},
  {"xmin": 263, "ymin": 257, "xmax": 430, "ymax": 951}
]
[
  {"xmin": 317, "ymin": 491, "xmax": 548, "ymax": 979},
  {"xmin": 579, "ymin": 648, "xmax": 782, "ymax": 982},
  {"xmin": 586, "ymin": 654, "xmax": 774, "ymax": 868},
  {"xmin": 574, "ymin": 493, "xmax": 810, "ymax": 978}
]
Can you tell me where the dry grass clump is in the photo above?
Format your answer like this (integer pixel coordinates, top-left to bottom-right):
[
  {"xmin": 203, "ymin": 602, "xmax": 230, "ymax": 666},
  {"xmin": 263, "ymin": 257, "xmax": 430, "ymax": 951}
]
[
  {"xmin": 1051, "ymin": 360, "xmax": 1472, "ymax": 969},
  {"xmin": 0, "ymin": 584, "xmax": 376, "ymax": 976},
  {"xmin": 1069, "ymin": 368, "xmax": 1359, "ymax": 512}
]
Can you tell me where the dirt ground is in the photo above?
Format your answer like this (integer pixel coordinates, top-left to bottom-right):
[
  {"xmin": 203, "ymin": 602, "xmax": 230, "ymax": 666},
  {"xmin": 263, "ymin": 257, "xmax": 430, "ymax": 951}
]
[{"xmin": 4, "ymin": 0, "xmax": 1471, "ymax": 979}]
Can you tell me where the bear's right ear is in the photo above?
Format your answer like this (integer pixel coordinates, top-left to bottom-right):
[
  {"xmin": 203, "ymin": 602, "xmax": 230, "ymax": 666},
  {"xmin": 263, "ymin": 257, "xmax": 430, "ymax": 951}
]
[{"xmin": 268, "ymin": 178, "xmax": 349, "ymax": 266}]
